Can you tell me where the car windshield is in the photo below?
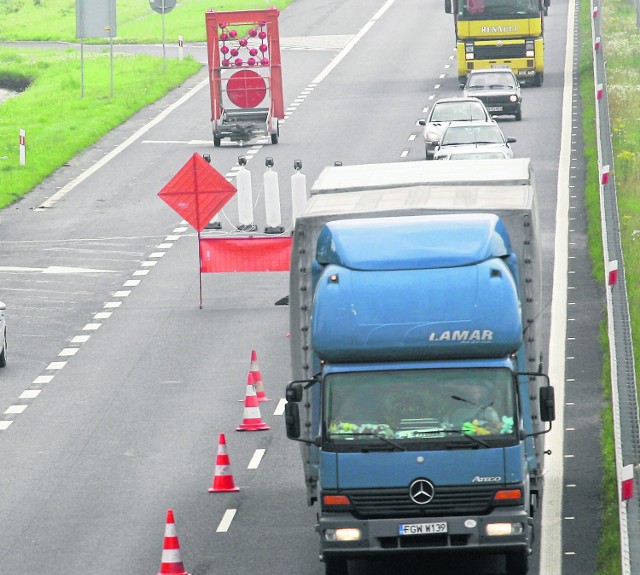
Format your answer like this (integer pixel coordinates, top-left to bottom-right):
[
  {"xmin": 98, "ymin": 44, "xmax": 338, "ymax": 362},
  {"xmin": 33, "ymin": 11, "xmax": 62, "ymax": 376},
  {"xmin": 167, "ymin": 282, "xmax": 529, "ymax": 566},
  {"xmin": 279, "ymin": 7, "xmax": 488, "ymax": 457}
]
[
  {"xmin": 442, "ymin": 125, "xmax": 505, "ymax": 145},
  {"xmin": 430, "ymin": 101, "xmax": 488, "ymax": 122},
  {"xmin": 467, "ymin": 73, "xmax": 516, "ymax": 89}
]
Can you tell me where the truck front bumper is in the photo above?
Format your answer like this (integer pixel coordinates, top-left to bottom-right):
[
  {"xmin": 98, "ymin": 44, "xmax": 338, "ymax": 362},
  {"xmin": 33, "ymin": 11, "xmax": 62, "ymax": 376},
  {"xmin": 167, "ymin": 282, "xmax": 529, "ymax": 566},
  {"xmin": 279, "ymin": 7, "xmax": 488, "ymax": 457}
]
[{"xmin": 317, "ymin": 509, "xmax": 530, "ymax": 560}]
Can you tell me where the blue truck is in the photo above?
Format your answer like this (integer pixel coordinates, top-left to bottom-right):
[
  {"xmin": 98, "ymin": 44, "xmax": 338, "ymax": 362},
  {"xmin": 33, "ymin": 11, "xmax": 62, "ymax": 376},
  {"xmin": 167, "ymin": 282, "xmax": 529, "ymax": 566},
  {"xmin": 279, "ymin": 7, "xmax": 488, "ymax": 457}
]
[{"xmin": 284, "ymin": 159, "xmax": 555, "ymax": 575}]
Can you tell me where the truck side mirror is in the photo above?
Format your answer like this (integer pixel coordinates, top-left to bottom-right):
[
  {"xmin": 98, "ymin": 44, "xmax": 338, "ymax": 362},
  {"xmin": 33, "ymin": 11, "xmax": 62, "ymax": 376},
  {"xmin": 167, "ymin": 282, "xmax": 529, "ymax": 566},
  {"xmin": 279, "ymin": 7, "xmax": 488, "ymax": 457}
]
[
  {"xmin": 539, "ymin": 386, "xmax": 555, "ymax": 422},
  {"xmin": 285, "ymin": 402, "xmax": 301, "ymax": 439},
  {"xmin": 418, "ymin": 119, "xmax": 427, "ymax": 126},
  {"xmin": 286, "ymin": 382, "xmax": 304, "ymax": 403},
  {"xmin": 444, "ymin": 0, "xmax": 453, "ymax": 13}
]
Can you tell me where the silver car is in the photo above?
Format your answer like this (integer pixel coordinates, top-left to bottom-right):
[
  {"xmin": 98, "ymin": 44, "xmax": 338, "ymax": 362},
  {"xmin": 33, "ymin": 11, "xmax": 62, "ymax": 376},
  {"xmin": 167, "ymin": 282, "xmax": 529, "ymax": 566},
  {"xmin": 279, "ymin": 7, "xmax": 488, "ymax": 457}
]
[
  {"xmin": 0, "ymin": 301, "xmax": 6, "ymax": 367},
  {"xmin": 433, "ymin": 121, "xmax": 516, "ymax": 160},
  {"xmin": 417, "ymin": 97, "xmax": 492, "ymax": 160}
]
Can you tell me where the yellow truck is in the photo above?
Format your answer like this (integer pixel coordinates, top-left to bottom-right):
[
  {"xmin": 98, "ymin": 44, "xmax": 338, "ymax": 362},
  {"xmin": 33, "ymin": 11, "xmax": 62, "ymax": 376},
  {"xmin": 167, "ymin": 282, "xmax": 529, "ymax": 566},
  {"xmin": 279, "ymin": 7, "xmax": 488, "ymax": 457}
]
[{"xmin": 445, "ymin": 0, "xmax": 548, "ymax": 87}]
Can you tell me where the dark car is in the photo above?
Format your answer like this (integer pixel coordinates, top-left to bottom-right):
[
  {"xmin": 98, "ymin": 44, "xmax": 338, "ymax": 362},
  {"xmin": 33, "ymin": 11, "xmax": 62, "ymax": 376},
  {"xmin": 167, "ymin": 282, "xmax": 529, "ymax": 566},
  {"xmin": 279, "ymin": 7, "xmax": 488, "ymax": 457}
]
[
  {"xmin": 463, "ymin": 69, "xmax": 522, "ymax": 121},
  {"xmin": 417, "ymin": 96, "xmax": 492, "ymax": 159},
  {"xmin": 434, "ymin": 121, "xmax": 516, "ymax": 159}
]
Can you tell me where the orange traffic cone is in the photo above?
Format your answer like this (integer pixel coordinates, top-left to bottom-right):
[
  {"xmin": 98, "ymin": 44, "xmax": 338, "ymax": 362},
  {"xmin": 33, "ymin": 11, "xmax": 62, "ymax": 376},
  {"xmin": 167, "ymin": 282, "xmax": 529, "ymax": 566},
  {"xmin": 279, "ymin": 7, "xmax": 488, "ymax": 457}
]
[
  {"xmin": 209, "ymin": 433, "xmax": 240, "ymax": 493},
  {"xmin": 236, "ymin": 380, "xmax": 270, "ymax": 431},
  {"xmin": 249, "ymin": 350, "xmax": 271, "ymax": 402},
  {"xmin": 157, "ymin": 509, "xmax": 191, "ymax": 575}
]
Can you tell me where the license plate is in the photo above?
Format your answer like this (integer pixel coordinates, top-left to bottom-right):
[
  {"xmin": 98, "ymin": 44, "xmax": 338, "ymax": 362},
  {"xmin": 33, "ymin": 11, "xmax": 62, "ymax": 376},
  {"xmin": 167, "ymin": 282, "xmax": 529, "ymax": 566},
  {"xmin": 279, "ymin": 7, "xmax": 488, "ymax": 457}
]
[
  {"xmin": 488, "ymin": 106, "xmax": 503, "ymax": 112},
  {"xmin": 490, "ymin": 64, "xmax": 509, "ymax": 68},
  {"xmin": 398, "ymin": 522, "xmax": 448, "ymax": 535}
]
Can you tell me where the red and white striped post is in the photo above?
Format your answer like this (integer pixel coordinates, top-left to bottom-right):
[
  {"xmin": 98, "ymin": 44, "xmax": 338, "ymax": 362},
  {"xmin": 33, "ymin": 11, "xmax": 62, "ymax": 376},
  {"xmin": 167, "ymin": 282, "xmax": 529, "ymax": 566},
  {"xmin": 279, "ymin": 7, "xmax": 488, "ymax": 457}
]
[
  {"xmin": 178, "ymin": 35, "xmax": 184, "ymax": 61},
  {"xmin": 593, "ymin": 3, "xmax": 598, "ymax": 17},
  {"xmin": 596, "ymin": 83, "xmax": 603, "ymax": 100},
  {"xmin": 601, "ymin": 164, "xmax": 610, "ymax": 185},
  {"xmin": 19, "ymin": 128, "xmax": 26, "ymax": 166},
  {"xmin": 621, "ymin": 464, "xmax": 634, "ymax": 502},
  {"xmin": 594, "ymin": 36, "xmax": 601, "ymax": 51},
  {"xmin": 608, "ymin": 259, "xmax": 618, "ymax": 287}
]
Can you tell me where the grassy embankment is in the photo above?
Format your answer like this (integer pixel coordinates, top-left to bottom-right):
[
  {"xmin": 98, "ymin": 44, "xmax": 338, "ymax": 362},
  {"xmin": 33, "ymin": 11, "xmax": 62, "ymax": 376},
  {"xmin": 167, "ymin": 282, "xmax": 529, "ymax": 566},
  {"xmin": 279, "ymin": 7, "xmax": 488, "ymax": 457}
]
[
  {"xmin": 0, "ymin": 0, "xmax": 291, "ymax": 208},
  {"xmin": 582, "ymin": 0, "xmax": 640, "ymax": 571}
]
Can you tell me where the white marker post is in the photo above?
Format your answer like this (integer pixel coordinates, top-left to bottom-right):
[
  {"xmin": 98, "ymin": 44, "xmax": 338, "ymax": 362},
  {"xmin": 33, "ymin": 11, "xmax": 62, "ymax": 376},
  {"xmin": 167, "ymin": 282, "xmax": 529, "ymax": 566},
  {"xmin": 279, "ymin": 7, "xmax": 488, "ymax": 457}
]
[
  {"xmin": 178, "ymin": 35, "xmax": 184, "ymax": 61},
  {"xmin": 19, "ymin": 129, "xmax": 26, "ymax": 166}
]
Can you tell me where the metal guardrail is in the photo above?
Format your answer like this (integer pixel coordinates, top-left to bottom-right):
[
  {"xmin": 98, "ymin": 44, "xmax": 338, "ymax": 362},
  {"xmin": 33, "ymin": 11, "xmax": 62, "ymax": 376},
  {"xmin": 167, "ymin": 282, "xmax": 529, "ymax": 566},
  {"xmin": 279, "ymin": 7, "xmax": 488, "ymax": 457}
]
[{"xmin": 590, "ymin": 1, "xmax": 640, "ymax": 572}]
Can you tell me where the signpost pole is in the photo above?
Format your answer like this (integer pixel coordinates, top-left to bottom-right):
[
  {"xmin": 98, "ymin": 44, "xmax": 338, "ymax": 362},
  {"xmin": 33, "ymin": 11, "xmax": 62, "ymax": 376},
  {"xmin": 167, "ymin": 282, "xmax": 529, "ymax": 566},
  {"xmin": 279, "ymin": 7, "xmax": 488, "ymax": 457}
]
[
  {"xmin": 162, "ymin": 0, "xmax": 167, "ymax": 70},
  {"xmin": 198, "ymin": 231, "xmax": 203, "ymax": 309}
]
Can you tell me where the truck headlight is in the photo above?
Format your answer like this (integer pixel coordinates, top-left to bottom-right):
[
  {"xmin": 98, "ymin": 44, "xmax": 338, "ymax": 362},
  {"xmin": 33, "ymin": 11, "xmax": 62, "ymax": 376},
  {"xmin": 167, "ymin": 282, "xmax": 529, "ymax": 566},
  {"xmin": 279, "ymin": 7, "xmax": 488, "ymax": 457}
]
[
  {"xmin": 324, "ymin": 528, "xmax": 362, "ymax": 542},
  {"xmin": 485, "ymin": 522, "xmax": 524, "ymax": 536},
  {"xmin": 465, "ymin": 43, "xmax": 474, "ymax": 60}
]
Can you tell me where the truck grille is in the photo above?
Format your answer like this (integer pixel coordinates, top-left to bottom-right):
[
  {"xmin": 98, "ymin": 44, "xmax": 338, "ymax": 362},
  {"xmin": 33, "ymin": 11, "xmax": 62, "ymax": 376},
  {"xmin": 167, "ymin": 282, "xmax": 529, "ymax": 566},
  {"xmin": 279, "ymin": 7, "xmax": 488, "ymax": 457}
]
[
  {"xmin": 346, "ymin": 485, "xmax": 497, "ymax": 519},
  {"xmin": 474, "ymin": 44, "xmax": 526, "ymax": 60}
]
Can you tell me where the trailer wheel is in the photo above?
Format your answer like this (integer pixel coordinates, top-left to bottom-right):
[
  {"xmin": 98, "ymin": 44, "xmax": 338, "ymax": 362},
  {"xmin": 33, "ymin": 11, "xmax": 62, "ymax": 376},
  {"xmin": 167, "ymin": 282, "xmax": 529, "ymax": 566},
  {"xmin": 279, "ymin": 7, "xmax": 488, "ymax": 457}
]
[
  {"xmin": 213, "ymin": 134, "xmax": 221, "ymax": 147},
  {"xmin": 324, "ymin": 557, "xmax": 349, "ymax": 575},
  {"xmin": 270, "ymin": 120, "xmax": 279, "ymax": 144},
  {"xmin": 505, "ymin": 550, "xmax": 529, "ymax": 574}
]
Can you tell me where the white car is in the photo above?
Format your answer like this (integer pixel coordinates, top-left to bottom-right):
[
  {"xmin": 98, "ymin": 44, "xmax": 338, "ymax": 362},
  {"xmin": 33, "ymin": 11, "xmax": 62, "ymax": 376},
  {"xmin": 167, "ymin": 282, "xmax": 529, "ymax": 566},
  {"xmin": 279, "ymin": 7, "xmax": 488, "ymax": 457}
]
[
  {"xmin": 433, "ymin": 121, "xmax": 516, "ymax": 160},
  {"xmin": 0, "ymin": 301, "xmax": 6, "ymax": 367},
  {"xmin": 417, "ymin": 97, "xmax": 493, "ymax": 160}
]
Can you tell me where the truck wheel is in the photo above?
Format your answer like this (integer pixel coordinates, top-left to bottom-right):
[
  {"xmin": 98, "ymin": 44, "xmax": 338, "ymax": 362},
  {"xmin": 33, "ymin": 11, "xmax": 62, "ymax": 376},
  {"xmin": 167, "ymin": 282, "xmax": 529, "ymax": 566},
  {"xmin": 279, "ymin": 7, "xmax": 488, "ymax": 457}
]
[
  {"xmin": 515, "ymin": 107, "xmax": 522, "ymax": 121},
  {"xmin": 271, "ymin": 131, "xmax": 279, "ymax": 144},
  {"xmin": 505, "ymin": 550, "xmax": 529, "ymax": 574},
  {"xmin": 324, "ymin": 557, "xmax": 349, "ymax": 575},
  {"xmin": 213, "ymin": 134, "xmax": 221, "ymax": 147}
]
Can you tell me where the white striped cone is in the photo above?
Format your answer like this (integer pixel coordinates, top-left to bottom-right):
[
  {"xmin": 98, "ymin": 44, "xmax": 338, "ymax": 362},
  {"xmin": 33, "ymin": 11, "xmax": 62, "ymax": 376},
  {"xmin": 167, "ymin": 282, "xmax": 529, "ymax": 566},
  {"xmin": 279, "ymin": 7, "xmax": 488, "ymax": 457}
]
[
  {"xmin": 157, "ymin": 509, "xmax": 190, "ymax": 575},
  {"xmin": 209, "ymin": 433, "xmax": 240, "ymax": 492},
  {"xmin": 236, "ymin": 381, "xmax": 270, "ymax": 431},
  {"xmin": 249, "ymin": 350, "xmax": 271, "ymax": 402}
]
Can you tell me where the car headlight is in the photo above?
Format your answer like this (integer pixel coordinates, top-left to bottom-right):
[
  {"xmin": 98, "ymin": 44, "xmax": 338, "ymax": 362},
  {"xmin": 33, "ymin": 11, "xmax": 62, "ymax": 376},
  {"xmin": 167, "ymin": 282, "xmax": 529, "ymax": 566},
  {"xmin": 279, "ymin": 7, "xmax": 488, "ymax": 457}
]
[{"xmin": 509, "ymin": 95, "xmax": 517, "ymax": 102}]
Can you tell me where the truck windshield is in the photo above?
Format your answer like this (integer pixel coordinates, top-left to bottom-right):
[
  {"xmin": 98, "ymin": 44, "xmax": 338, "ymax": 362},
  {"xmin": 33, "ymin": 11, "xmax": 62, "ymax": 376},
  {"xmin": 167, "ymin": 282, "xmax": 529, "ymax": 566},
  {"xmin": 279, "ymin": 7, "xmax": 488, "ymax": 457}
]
[
  {"xmin": 324, "ymin": 368, "xmax": 516, "ymax": 446},
  {"xmin": 457, "ymin": 0, "xmax": 541, "ymax": 18}
]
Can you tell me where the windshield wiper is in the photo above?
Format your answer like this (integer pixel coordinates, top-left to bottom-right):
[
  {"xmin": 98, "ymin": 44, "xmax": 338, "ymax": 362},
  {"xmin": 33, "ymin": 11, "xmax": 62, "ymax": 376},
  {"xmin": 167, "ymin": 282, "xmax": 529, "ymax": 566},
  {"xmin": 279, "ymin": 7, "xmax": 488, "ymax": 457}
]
[
  {"xmin": 330, "ymin": 431, "xmax": 406, "ymax": 451},
  {"xmin": 438, "ymin": 428, "xmax": 491, "ymax": 448}
]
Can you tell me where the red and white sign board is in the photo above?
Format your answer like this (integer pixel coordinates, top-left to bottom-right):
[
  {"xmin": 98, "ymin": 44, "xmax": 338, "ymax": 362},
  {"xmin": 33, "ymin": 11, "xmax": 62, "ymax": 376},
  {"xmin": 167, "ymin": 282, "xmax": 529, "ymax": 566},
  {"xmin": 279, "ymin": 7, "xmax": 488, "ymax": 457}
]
[
  {"xmin": 157, "ymin": 153, "xmax": 236, "ymax": 232},
  {"xmin": 199, "ymin": 237, "xmax": 292, "ymax": 273}
]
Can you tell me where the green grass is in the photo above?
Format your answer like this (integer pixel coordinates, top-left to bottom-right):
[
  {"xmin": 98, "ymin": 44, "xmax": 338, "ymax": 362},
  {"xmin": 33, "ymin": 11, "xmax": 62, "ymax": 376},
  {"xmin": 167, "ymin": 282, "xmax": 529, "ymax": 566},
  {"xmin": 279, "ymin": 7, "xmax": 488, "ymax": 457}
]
[
  {"xmin": 583, "ymin": 0, "xmax": 638, "ymax": 571},
  {"xmin": 0, "ymin": 48, "xmax": 201, "ymax": 207},
  {"xmin": 0, "ymin": 0, "xmax": 291, "ymax": 43},
  {"xmin": 0, "ymin": 0, "xmax": 293, "ymax": 207}
]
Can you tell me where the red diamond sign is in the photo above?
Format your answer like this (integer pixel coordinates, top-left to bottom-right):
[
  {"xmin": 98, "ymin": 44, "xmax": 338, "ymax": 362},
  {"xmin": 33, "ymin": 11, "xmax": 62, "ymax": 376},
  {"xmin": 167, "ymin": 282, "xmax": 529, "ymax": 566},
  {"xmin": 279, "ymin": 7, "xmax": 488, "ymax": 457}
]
[{"xmin": 158, "ymin": 154, "xmax": 236, "ymax": 232}]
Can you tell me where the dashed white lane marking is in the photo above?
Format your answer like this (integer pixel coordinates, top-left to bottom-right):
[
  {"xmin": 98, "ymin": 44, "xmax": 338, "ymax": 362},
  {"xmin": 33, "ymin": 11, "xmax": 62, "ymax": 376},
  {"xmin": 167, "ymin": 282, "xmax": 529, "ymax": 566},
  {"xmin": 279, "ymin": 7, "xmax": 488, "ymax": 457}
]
[
  {"xmin": 47, "ymin": 362, "xmax": 66, "ymax": 369},
  {"xmin": 216, "ymin": 509, "xmax": 237, "ymax": 532},
  {"xmin": 274, "ymin": 398, "xmax": 286, "ymax": 416},
  {"xmin": 59, "ymin": 348, "xmax": 79, "ymax": 357},
  {"xmin": 20, "ymin": 390, "xmax": 41, "ymax": 399},
  {"xmin": 248, "ymin": 449, "xmax": 266, "ymax": 469},
  {"xmin": 5, "ymin": 405, "xmax": 27, "ymax": 414}
]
